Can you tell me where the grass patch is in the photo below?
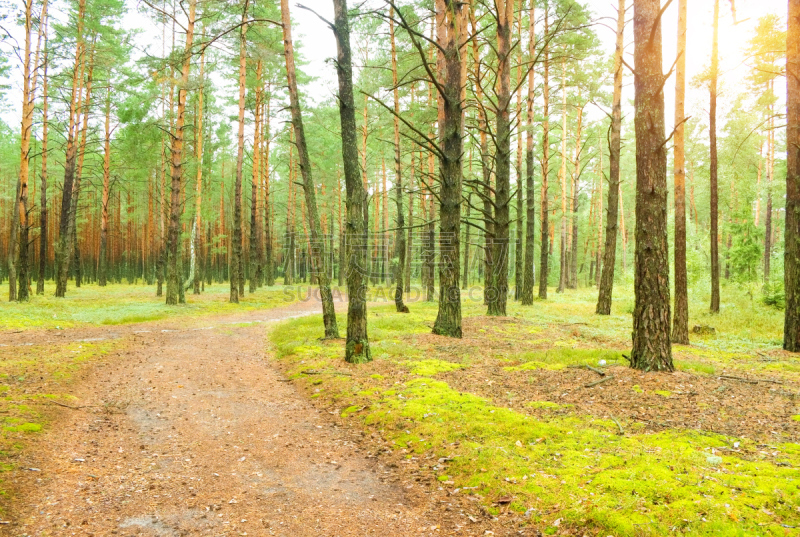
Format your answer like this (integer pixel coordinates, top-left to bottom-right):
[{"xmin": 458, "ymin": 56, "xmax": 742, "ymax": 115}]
[{"xmin": 0, "ymin": 282, "xmax": 299, "ymax": 331}]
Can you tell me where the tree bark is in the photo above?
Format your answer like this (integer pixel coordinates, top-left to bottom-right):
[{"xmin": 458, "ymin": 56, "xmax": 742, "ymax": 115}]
[
  {"xmin": 230, "ymin": 3, "xmax": 248, "ymax": 303},
  {"xmin": 709, "ymin": 0, "xmax": 720, "ymax": 313},
  {"xmin": 431, "ymin": 0, "xmax": 464, "ymax": 337},
  {"xmin": 488, "ymin": 0, "xmax": 513, "ymax": 316},
  {"xmin": 630, "ymin": 0, "xmax": 673, "ymax": 371},
  {"xmin": 672, "ymin": 0, "xmax": 689, "ymax": 344},
  {"xmin": 332, "ymin": 0, "xmax": 370, "ymax": 361},
  {"xmin": 596, "ymin": 0, "xmax": 624, "ymax": 314},
  {"xmin": 165, "ymin": 0, "xmax": 196, "ymax": 305},
  {"xmin": 521, "ymin": 0, "xmax": 536, "ymax": 305},
  {"xmin": 557, "ymin": 62, "xmax": 567, "ymax": 294},
  {"xmin": 55, "ymin": 0, "xmax": 86, "ymax": 298},
  {"xmin": 538, "ymin": 7, "xmax": 550, "ymax": 300},
  {"xmin": 194, "ymin": 30, "xmax": 206, "ymax": 295},
  {"xmin": 389, "ymin": 10, "xmax": 408, "ymax": 312},
  {"xmin": 99, "ymin": 90, "xmax": 111, "ymax": 286},
  {"xmin": 785, "ymin": 0, "xmax": 800, "ymax": 351},
  {"xmin": 281, "ymin": 0, "xmax": 339, "ymax": 338},
  {"xmin": 37, "ymin": 38, "xmax": 49, "ymax": 295}
]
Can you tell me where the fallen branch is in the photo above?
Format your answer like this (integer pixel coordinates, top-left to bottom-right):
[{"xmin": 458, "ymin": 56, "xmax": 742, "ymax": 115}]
[
  {"xmin": 584, "ymin": 375, "xmax": 615, "ymax": 388},
  {"xmin": 609, "ymin": 414, "xmax": 624, "ymax": 435},
  {"xmin": 718, "ymin": 375, "xmax": 758, "ymax": 385},
  {"xmin": 585, "ymin": 365, "xmax": 606, "ymax": 377},
  {"xmin": 46, "ymin": 400, "xmax": 93, "ymax": 410}
]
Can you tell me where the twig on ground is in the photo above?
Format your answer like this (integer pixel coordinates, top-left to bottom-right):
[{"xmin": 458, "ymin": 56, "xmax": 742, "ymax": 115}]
[
  {"xmin": 610, "ymin": 414, "xmax": 624, "ymax": 434},
  {"xmin": 718, "ymin": 375, "xmax": 758, "ymax": 385},
  {"xmin": 584, "ymin": 375, "xmax": 615, "ymax": 388},
  {"xmin": 586, "ymin": 365, "xmax": 606, "ymax": 377}
]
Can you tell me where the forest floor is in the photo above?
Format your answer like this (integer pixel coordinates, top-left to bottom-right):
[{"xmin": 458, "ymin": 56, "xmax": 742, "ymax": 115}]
[
  {"xmin": 270, "ymin": 284, "xmax": 800, "ymax": 537},
  {"xmin": 0, "ymin": 282, "xmax": 797, "ymax": 536}
]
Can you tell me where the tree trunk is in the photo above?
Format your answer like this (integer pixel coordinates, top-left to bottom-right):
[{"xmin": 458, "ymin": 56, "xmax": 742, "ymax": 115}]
[
  {"xmin": 630, "ymin": 0, "xmax": 673, "ymax": 371},
  {"xmin": 194, "ymin": 32, "xmax": 206, "ymax": 295},
  {"xmin": 432, "ymin": 0, "xmax": 464, "ymax": 337},
  {"xmin": 596, "ymin": 0, "xmax": 624, "ymax": 314},
  {"xmin": 786, "ymin": 0, "xmax": 800, "ymax": 350},
  {"xmin": 249, "ymin": 60, "xmax": 263, "ymax": 294},
  {"xmin": 165, "ymin": 0, "xmax": 196, "ymax": 305},
  {"xmin": 672, "ymin": 0, "xmax": 689, "ymax": 344},
  {"xmin": 557, "ymin": 62, "xmax": 567, "ymax": 294},
  {"xmin": 389, "ymin": 11, "xmax": 408, "ymax": 312},
  {"xmin": 538, "ymin": 7, "xmax": 550, "ymax": 300},
  {"xmin": 281, "ymin": 0, "xmax": 339, "ymax": 338},
  {"xmin": 569, "ymin": 102, "xmax": 583, "ymax": 289},
  {"xmin": 230, "ymin": 4, "xmax": 248, "ymax": 303},
  {"xmin": 99, "ymin": 90, "xmax": 111, "ymax": 286},
  {"xmin": 709, "ymin": 0, "xmax": 720, "ymax": 313},
  {"xmin": 488, "ymin": 0, "xmax": 513, "ymax": 316},
  {"xmin": 521, "ymin": 0, "xmax": 536, "ymax": 305},
  {"xmin": 37, "ymin": 40, "xmax": 49, "ymax": 295},
  {"xmin": 55, "ymin": 0, "xmax": 86, "ymax": 298},
  {"xmin": 765, "ymin": 111, "xmax": 774, "ymax": 284},
  {"xmin": 8, "ymin": 179, "xmax": 20, "ymax": 301},
  {"xmin": 332, "ymin": 0, "xmax": 370, "ymax": 361}
]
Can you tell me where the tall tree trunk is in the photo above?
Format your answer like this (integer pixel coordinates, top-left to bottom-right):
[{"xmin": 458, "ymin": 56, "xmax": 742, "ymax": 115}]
[
  {"xmin": 37, "ymin": 39, "xmax": 49, "ymax": 295},
  {"xmin": 55, "ymin": 0, "xmax": 86, "ymax": 298},
  {"xmin": 99, "ymin": 90, "xmax": 111, "ymax": 286},
  {"xmin": 538, "ymin": 7, "xmax": 550, "ymax": 299},
  {"xmin": 281, "ymin": 0, "xmax": 339, "ymax": 338},
  {"xmin": 765, "ymin": 110, "xmax": 774, "ymax": 284},
  {"xmin": 332, "ymin": 0, "xmax": 370, "ymax": 361},
  {"xmin": 230, "ymin": 3, "xmax": 248, "ymax": 303},
  {"xmin": 8, "ymin": 179, "xmax": 20, "ymax": 301},
  {"xmin": 672, "ymin": 0, "xmax": 689, "ymax": 343},
  {"xmin": 596, "ymin": 0, "xmax": 624, "ymax": 314},
  {"xmin": 488, "ymin": 0, "xmax": 513, "ymax": 316},
  {"xmin": 194, "ymin": 31, "xmax": 206, "ymax": 295},
  {"xmin": 709, "ymin": 0, "xmax": 720, "ymax": 313},
  {"xmin": 521, "ymin": 0, "xmax": 536, "ymax": 305},
  {"xmin": 557, "ymin": 62, "xmax": 567, "ymax": 294},
  {"xmin": 630, "ymin": 0, "xmax": 673, "ymax": 371},
  {"xmin": 165, "ymin": 0, "xmax": 196, "ymax": 305},
  {"xmin": 389, "ymin": 11, "xmax": 408, "ymax": 312},
  {"xmin": 513, "ymin": 3, "xmax": 524, "ymax": 300},
  {"xmin": 569, "ymin": 102, "xmax": 583, "ymax": 289},
  {"xmin": 264, "ymin": 84, "xmax": 274, "ymax": 286},
  {"xmin": 432, "ymin": 0, "xmax": 464, "ymax": 336},
  {"xmin": 249, "ymin": 60, "xmax": 263, "ymax": 294},
  {"xmin": 785, "ymin": 0, "xmax": 800, "ymax": 351}
]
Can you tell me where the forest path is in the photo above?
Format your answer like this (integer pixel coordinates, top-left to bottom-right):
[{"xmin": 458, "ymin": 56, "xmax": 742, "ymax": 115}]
[{"xmin": 7, "ymin": 299, "xmax": 457, "ymax": 537}]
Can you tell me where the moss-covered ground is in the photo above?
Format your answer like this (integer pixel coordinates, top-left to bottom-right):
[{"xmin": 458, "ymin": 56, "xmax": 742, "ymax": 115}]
[{"xmin": 270, "ymin": 283, "xmax": 799, "ymax": 536}]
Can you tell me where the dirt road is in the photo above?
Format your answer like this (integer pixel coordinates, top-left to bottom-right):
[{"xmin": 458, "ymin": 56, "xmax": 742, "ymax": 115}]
[{"xmin": 6, "ymin": 302, "xmax": 466, "ymax": 537}]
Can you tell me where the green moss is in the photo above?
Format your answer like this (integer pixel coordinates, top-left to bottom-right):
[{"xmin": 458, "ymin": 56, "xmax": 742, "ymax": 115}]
[
  {"xmin": 654, "ymin": 390, "xmax": 672, "ymax": 397},
  {"xmin": 632, "ymin": 385, "xmax": 644, "ymax": 393},
  {"xmin": 4, "ymin": 423, "xmax": 41, "ymax": 433},
  {"xmin": 405, "ymin": 359, "xmax": 464, "ymax": 376},
  {"xmin": 506, "ymin": 348, "xmax": 625, "ymax": 371},
  {"xmin": 792, "ymin": 415, "xmax": 800, "ymax": 422}
]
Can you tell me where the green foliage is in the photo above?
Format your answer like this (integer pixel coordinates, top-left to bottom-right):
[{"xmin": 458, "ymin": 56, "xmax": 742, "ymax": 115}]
[
  {"xmin": 727, "ymin": 220, "xmax": 764, "ymax": 282},
  {"xmin": 763, "ymin": 279, "xmax": 785, "ymax": 310}
]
